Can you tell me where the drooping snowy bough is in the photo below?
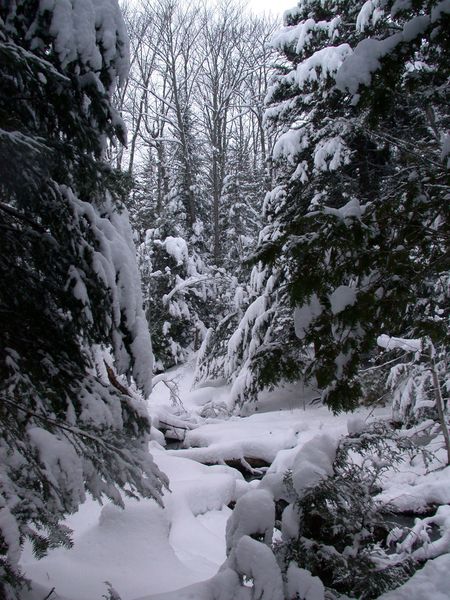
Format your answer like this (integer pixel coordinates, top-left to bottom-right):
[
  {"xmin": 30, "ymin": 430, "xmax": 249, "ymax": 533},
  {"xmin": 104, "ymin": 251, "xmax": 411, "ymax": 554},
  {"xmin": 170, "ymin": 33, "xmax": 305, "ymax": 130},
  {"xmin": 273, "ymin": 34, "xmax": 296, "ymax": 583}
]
[{"xmin": 0, "ymin": 1, "xmax": 166, "ymax": 596}]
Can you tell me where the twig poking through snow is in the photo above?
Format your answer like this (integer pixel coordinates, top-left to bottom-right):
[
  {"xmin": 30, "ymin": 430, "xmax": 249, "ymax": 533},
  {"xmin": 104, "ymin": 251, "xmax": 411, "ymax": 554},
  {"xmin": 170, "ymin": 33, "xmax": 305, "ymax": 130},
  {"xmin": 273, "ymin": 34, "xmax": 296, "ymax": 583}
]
[
  {"xmin": 42, "ymin": 588, "xmax": 55, "ymax": 600},
  {"xmin": 152, "ymin": 374, "xmax": 187, "ymax": 413}
]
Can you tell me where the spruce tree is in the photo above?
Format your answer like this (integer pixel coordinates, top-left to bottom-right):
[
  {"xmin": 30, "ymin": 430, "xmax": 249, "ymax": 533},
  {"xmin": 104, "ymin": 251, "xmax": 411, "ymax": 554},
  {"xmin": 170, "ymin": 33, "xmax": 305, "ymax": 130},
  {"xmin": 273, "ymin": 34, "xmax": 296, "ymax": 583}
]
[
  {"xmin": 0, "ymin": 1, "xmax": 166, "ymax": 596},
  {"xmin": 254, "ymin": 0, "xmax": 449, "ymax": 411},
  {"xmin": 139, "ymin": 226, "xmax": 215, "ymax": 372}
]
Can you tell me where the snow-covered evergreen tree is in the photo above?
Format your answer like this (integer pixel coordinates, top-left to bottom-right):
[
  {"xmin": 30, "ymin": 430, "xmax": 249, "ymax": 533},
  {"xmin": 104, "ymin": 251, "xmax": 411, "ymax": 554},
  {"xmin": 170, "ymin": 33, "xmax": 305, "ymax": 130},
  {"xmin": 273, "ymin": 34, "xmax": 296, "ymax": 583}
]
[
  {"xmin": 139, "ymin": 226, "xmax": 216, "ymax": 372},
  {"xmin": 0, "ymin": 1, "xmax": 166, "ymax": 596},
  {"xmin": 194, "ymin": 259, "xmax": 305, "ymax": 412},
  {"xmin": 219, "ymin": 156, "xmax": 264, "ymax": 274},
  {"xmin": 272, "ymin": 426, "xmax": 419, "ymax": 599},
  {"xmin": 228, "ymin": 0, "xmax": 449, "ymax": 412},
  {"xmin": 125, "ymin": 151, "xmax": 159, "ymax": 241}
]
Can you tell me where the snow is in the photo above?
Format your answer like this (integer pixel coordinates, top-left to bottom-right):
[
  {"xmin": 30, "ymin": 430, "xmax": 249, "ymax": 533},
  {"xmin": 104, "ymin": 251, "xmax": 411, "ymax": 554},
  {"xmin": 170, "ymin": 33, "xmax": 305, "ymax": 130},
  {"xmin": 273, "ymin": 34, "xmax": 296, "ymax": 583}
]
[
  {"xmin": 69, "ymin": 189, "xmax": 154, "ymax": 396},
  {"xmin": 335, "ymin": 11, "xmax": 440, "ymax": 97},
  {"xmin": 294, "ymin": 293, "xmax": 322, "ymax": 340},
  {"xmin": 402, "ymin": 15, "xmax": 430, "ymax": 41},
  {"xmin": 273, "ymin": 128, "xmax": 308, "ymax": 164},
  {"xmin": 291, "ymin": 44, "xmax": 353, "ymax": 88},
  {"xmin": 377, "ymin": 553, "xmax": 450, "ymax": 600},
  {"xmin": 139, "ymin": 569, "xmax": 247, "ymax": 600},
  {"xmin": 292, "ymin": 159, "xmax": 309, "ymax": 183},
  {"xmin": 395, "ymin": 504, "xmax": 450, "ymax": 561},
  {"xmin": 431, "ymin": 0, "xmax": 450, "ymax": 23},
  {"xmin": 281, "ymin": 504, "xmax": 300, "ymax": 540},
  {"xmin": 291, "ymin": 433, "xmax": 338, "ymax": 498},
  {"xmin": 20, "ymin": 360, "xmax": 450, "ymax": 600},
  {"xmin": 227, "ymin": 295, "xmax": 266, "ymax": 359},
  {"xmin": 260, "ymin": 421, "xmax": 346, "ymax": 502},
  {"xmin": 22, "ymin": 495, "xmax": 196, "ymax": 600},
  {"xmin": 231, "ymin": 535, "xmax": 284, "ymax": 600},
  {"xmin": 21, "ymin": 447, "xmax": 241, "ymax": 600},
  {"xmin": 328, "ymin": 285, "xmax": 357, "ymax": 315},
  {"xmin": 40, "ymin": 0, "xmax": 129, "ymax": 87},
  {"xmin": 376, "ymin": 465, "xmax": 450, "ymax": 513},
  {"xmin": 313, "ymin": 136, "xmax": 350, "ymax": 172},
  {"xmin": 323, "ymin": 197, "xmax": 366, "ymax": 220},
  {"xmin": 161, "ymin": 236, "xmax": 189, "ymax": 267},
  {"xmin": 377, "ymin": 334, "xmax": 422, "ymax": 354},
  {"xmin": 336, "ymin": 35, "xmax": 401, "ymax": 95},
  {"xmin": 175, "ymin": 412, "xmax": 301, "ymax": 464},
  {"xmin": 0, "ymin": 506, "xmax": 21, "ymax": 569},
  {"xmin": 272, "ymin": 17, "xmax": 341, "ymax": 55},
  {"xmin": 347, "ymin": 414, "xmax": 366, "ymax": 435},
  {"xmin": 441, "ymin": 133, "xmax": 450, "ymax": 167},
  {"xmin": 356, "ymin": 1, "xmax": 384, "ymax": 32},
  {"xmin": 226, "ymin": 489, "xmax": 274, "ymax": 552},
  {"xmin": 18, "ymin": 365, "xmax": 316, "ymax": 597},
  {"xmin": 163, "ymin": 274, "xmax": 210, "ymax": 303},
  {"xmin": 286, "ymin": 563, "xmax": 325, "ymax": 600},
  {"xmin": 390, "ymin": 0, "xmax": 413, "ymax": 17},
  {"xmin": 27, "ymin": 426, "xmax": 86, "ymax": 510},
  {"xmin": 67, "ymin": 265, "xmax": 92, "ymax": 321}
]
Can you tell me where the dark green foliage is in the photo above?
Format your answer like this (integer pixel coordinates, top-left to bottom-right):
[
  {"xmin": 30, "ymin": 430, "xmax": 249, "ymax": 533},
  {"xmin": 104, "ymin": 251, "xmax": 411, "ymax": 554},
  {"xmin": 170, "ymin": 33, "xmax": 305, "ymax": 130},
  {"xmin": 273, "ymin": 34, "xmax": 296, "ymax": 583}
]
[
  {"xmin": 0, "ymin": 2, "xmax": 166, "ymax": 596},
  {"xmin": 139, "ymin": 229, "xmax": 212, "ymax": 371},
  {"xmin": 1, "ymin": 1, "xmax": 121, "ymax": 396},
  {"xmin": 277, "ymin": 423, "xmax": 419, "ymax": 598},
  {"xmin": 219, "ymin": 158, "xmax": 265, "ymax": 276},
  {"xmin": 194, "ymin": 262, "xmax": 307, "ymax": 409},
  {"xmin": 254, "ymin": 0, "xmax": 449, "ymax": 412}
]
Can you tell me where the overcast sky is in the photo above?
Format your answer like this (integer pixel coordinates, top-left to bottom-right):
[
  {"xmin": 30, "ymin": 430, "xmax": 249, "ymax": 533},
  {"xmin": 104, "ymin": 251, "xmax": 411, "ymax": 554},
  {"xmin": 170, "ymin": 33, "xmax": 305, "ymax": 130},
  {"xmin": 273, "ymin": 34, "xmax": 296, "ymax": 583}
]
[
  {"xmin": 247, "ymin": 0, "xmax": 294, "ymax": 18},
  {"xmin": 128, "ymin": 0, "xmax": 296, "ymax": 20}
]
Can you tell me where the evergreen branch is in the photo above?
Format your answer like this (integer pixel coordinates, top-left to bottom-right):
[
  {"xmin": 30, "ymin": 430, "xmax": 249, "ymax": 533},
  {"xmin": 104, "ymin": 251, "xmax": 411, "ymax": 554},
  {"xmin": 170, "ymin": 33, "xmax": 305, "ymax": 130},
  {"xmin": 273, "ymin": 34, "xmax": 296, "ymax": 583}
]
[
  {"xmin": 1, "ymin": 395, "xmax": 129, "ymax": 455},
  {"xmin": 359, "ymin": 354, "xmax": 409, "ymax": 373},
  {"xmin": 0, "ymin": 201, "xmax": 47, "ymax": 234},
  {"xmin": 366, "ymin": 129, "xmax": 445, "ymax": 169}
]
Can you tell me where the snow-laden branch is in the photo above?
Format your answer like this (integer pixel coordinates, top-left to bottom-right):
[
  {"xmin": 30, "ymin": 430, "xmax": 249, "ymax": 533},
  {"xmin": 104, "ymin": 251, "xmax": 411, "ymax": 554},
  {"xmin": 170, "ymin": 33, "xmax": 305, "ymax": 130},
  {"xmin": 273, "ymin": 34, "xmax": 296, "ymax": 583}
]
[
  {"xmin": 377, "ymin": 334, "xmax": 422, "ymax": 354},
  {"xmin": 162, "ymin": 274, "xmax": 213, "ymax": 304},
  {"xmin": 377, "ymin": 334, "xmax": 450, "ymax": 465}
]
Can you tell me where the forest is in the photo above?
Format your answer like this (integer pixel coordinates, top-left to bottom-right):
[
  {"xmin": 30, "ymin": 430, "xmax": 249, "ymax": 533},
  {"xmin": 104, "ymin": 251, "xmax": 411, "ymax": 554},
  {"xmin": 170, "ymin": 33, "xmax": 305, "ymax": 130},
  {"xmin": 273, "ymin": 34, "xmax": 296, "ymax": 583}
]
[{"xmin": 0, "ymin": 0, "xmax": 449, "ymax": 599}]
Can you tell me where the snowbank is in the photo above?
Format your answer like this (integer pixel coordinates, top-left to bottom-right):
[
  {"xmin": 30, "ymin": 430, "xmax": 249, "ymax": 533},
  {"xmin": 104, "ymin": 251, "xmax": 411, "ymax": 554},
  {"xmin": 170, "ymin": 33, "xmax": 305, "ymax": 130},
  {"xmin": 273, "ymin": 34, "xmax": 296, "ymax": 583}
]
[
  {"xmin": 21, "ymin": 448, "xmax": 245, "ymax": 600},
  {"xmin": 377, "ymin": 465, "xmax": 450, "ymax": 514},
  {"xmin": 21, "ymin": 359, "xmax": 449, "ymax": 600},
  {"xmin": 377, "ymin": 553, "xmax": 450, "ymax": 600}
]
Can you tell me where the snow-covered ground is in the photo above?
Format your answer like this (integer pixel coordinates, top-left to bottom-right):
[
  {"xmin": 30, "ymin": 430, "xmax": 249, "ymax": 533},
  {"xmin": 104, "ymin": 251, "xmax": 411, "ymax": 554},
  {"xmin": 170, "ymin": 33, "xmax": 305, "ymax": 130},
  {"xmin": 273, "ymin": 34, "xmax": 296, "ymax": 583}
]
[{"xmin": 20, "ymin": 359, "xmax": 450, "ymax": 599}]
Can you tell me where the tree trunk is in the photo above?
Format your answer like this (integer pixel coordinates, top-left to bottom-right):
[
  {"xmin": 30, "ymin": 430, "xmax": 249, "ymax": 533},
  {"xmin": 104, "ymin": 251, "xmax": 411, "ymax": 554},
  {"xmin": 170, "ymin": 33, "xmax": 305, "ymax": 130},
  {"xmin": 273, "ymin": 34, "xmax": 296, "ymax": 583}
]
[{"xmin": 429, "ymin": 346, "xmax": 450, "ymax": 466}]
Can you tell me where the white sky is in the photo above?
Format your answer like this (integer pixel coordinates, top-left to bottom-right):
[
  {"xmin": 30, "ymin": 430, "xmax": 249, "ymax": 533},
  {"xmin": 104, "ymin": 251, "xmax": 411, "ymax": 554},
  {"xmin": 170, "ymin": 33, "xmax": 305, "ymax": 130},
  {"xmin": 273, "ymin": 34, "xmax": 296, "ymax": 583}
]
[
  {"xmin": 247, "ymin": 0, "xmax": 295, "ymax": 17},
  {"xmin": 129, "ymin": 0, "xmax": 296, "ymax": 20}
]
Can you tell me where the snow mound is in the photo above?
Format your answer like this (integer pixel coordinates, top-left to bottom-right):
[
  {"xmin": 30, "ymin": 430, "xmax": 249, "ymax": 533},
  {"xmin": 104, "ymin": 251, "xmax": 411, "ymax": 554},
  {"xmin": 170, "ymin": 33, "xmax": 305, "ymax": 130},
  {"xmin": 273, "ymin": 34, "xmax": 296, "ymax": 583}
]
[
  {"xmin": 292, "ymin": 434, "xmax": 338, "ymax": 497},
  {"xmin": 377, "ymin": 553, "xmax": 450, "ymax": 600},
  {"xmin": 377, "ymin": 465, "xmax": 450, "ymax": 513},
  {"xmin": 286, "ymin": 563, "xmax": 325, "ymax": 600},
  {"xmin": 232, "ymin": 535, "xmax": 284, "ymax": 600},
  {"xmin": 172, "ymin": 411, "xmax": 305, "ymax": 465},
  {"xmin": 21, "ymin": 448, "xmax": 244, "ymax": 599},
  {"xmin": 226, "ymin": 489, "xmax": 274, "ymax": 553}
]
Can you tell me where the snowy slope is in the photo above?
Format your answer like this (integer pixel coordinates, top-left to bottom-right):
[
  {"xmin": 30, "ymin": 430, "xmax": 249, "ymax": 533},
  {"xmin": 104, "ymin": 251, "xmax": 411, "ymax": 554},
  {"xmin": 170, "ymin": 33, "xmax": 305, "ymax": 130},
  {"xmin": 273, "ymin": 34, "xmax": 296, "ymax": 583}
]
[{"xmin": 20, "ymin": 360, "xmax": 450, "ymax": 600}]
